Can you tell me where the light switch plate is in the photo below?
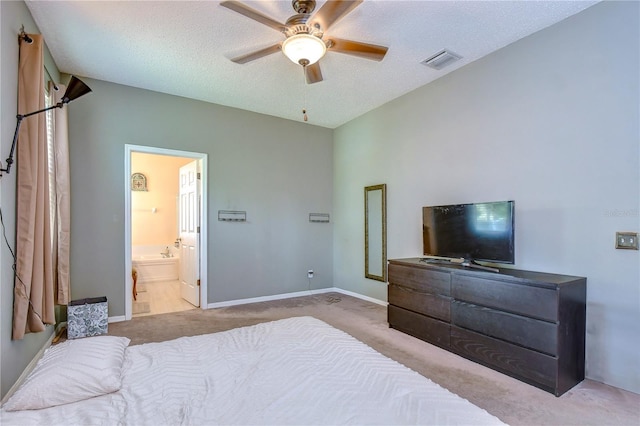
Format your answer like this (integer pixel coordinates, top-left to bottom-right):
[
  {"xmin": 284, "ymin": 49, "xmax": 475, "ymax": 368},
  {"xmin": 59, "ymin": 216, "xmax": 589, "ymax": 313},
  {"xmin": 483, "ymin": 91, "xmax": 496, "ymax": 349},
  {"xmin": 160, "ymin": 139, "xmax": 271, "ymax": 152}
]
[{"xmin": 616, "ymin": 232, "xmax": 639, "ymax": 250}]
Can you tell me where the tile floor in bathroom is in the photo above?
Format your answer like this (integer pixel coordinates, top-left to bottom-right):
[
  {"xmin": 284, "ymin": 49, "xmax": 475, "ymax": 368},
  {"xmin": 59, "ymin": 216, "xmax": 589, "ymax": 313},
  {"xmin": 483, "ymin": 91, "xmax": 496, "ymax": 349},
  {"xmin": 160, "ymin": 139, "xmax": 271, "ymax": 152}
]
[{"xmin": 133, "ymin": 280, "xmax": 197, "ymax": 317}]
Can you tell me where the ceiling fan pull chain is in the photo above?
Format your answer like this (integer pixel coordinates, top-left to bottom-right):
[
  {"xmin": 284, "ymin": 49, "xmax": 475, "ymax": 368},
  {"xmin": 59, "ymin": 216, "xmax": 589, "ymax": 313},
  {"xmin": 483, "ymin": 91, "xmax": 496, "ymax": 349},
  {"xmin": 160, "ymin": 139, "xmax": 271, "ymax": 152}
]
[{"xmin": 302, "ymin": 77, "xmax": 309, "ymax": 122}]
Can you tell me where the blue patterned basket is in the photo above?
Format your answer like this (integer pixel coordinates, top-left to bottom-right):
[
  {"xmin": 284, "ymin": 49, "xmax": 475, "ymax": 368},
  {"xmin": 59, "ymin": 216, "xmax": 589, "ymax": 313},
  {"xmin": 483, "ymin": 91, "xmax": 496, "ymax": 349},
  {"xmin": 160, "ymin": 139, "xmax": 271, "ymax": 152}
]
[{"xmin": 67, "ymin": 297, "xmax": 108, "ymax": 339}]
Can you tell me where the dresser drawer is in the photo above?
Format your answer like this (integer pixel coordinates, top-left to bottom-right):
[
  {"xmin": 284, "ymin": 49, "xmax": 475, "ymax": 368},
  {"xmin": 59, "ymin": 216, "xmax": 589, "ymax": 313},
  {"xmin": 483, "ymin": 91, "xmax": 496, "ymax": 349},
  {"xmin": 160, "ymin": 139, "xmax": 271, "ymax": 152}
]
[
  {"xmin": 389, "ymin": 284, "xmax": 451, "ymax": 322},
  {"xmin": 451, "ymin": 301, "xmax": 558, "ymax": 355},
  {"xmin": 388, "ymin": 263, "xmax": 451, "ymax": 296},
  {"xmin": 388, "ymin": 305, "xmax": 450, "ymax": 349},
  {"xmin": 451, "ymin": 326, "xmax": 557, "ymax": 393},
  {"xmin": 452, "ymin": 275, "xmax": 558, "ymax": 322}
]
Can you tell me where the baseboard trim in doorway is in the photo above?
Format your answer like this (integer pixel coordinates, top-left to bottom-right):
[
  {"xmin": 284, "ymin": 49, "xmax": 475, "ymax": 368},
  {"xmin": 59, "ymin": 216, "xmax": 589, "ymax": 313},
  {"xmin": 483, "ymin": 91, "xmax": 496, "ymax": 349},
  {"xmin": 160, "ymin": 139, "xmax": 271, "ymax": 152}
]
[{"xmin": 207, "ymin": 287, "xmax": 386, "ymax": 309}]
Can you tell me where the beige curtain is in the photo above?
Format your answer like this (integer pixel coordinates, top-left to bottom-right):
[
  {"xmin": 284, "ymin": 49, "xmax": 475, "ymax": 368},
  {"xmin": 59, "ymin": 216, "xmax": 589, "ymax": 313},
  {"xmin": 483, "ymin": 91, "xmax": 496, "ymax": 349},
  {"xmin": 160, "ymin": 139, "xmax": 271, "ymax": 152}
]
[
  {"xmin": 12, "ymin": 34, "xmax": 55, "ymax": 340},
  {"xmin": 51, "ymin": 81, "xmax": 71, "ymax": 305}
]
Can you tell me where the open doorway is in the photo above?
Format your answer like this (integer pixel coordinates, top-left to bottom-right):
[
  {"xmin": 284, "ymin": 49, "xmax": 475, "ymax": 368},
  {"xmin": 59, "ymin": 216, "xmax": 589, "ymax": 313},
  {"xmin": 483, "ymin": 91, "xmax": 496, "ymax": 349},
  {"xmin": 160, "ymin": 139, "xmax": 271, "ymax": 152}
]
[{"xmin": 124, "ymin": 145, "xmax": 208, "ymax": 320}]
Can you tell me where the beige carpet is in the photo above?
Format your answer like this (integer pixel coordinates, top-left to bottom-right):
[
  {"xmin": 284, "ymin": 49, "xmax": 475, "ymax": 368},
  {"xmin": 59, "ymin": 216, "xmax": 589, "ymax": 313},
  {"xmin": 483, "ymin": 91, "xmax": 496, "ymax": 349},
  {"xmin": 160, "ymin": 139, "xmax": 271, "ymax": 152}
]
[{"xmin": 107, "ymin": 292, "xmax": 640, "ymax": 426}]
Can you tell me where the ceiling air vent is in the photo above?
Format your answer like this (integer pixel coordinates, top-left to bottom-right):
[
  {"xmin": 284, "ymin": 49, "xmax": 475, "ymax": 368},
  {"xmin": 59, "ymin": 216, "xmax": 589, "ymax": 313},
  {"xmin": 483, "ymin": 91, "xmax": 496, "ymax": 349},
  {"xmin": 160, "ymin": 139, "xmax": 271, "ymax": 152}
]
[{"xmin": 421, "ymin": 49, "xmax": 462, "ymax": 70}]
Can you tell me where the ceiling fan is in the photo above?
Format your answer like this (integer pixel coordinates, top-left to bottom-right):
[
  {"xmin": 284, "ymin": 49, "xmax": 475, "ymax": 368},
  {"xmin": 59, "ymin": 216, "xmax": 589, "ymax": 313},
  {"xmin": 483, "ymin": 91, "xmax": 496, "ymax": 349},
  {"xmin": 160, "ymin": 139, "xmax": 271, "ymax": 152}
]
[{"xmin": 221, "ymin": 0, "xmax": 388, "ymax": 84}]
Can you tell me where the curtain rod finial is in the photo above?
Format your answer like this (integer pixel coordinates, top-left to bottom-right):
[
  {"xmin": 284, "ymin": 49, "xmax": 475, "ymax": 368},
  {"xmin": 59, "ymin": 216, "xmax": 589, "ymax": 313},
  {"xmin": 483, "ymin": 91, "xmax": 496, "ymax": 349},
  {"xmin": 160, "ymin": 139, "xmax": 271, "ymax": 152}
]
[{"xmin": 19, "ymin": 25, "xmax": 33, "ymax": 44}]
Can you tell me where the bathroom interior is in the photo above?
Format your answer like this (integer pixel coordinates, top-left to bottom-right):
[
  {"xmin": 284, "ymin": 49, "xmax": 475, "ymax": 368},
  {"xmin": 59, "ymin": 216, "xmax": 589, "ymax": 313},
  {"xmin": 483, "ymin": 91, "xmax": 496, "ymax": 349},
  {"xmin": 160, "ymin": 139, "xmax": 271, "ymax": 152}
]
[{"xmin": 131, "ymin": 151, "xmax": 197, "ymax": 317}]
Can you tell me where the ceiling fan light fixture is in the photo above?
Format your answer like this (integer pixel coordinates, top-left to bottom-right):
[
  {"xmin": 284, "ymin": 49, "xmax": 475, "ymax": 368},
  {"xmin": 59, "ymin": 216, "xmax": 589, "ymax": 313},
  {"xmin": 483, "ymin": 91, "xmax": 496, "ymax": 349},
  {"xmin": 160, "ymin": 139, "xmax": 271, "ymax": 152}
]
[{"xmin": 282, "ymin": 34, "xmax": 326, "ymax": 66}]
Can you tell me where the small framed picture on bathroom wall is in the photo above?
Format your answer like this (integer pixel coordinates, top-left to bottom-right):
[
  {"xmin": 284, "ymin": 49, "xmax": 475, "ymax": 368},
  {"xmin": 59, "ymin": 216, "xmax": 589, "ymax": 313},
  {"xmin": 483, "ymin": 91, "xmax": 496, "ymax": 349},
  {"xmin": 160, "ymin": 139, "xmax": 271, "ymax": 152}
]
[{"xmin": 131, "ymin": 173, "xmax": 148, "ymax": 191}]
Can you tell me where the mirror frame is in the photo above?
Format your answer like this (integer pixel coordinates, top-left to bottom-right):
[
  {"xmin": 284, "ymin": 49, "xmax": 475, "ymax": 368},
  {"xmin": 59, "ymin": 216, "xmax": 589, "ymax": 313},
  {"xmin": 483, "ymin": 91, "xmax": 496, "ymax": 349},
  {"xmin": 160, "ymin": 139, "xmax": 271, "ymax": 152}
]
[{"xmin": 364, "ymin": 184, "xmax": 387, "ymax": 282}]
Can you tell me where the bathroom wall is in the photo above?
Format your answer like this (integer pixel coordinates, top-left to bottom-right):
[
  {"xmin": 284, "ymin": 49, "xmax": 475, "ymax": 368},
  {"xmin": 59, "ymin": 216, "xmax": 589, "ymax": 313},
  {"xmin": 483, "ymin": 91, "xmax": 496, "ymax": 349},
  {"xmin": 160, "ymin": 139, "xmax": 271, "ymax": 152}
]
[{"xmin": 131, "ymin": 152, "xmax": 191, "ymax": 247}]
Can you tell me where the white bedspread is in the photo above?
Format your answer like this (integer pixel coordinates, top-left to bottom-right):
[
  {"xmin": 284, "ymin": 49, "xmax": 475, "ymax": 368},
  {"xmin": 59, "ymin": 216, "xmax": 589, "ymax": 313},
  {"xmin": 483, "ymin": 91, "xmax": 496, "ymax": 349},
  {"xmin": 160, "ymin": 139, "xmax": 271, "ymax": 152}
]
[{"xmin": 1, "ymin": 316, "xmax": 506, "ymax": 425}]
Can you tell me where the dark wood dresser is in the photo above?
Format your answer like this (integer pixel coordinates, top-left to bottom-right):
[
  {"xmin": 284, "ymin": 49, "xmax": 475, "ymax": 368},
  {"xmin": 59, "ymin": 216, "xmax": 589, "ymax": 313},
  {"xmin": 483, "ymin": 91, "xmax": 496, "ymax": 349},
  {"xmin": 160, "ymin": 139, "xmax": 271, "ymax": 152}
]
[{"xmin": 388, "ymin": 258, "xmax": 586, "ymax": 396}]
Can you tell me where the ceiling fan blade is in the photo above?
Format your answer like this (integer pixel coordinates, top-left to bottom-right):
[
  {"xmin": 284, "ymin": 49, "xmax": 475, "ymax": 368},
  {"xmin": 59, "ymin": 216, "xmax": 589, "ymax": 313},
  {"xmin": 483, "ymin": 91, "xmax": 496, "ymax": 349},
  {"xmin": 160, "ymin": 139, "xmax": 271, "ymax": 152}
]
[
  {"xmin": 231, "ymin": 44, "xmax": 282, "ymax": 64},
  {"xmin": 310, "ymin": 0, "xmax": 363, "ymax": 31},
  {"xmin": 220, "ymin": 1, "xmax": 287, "ymax": 32},
  {"xmin": 327, "ymin": 38, "xmax": 388, "ymax": 61},
  {"xmin": 305, "ymin": 62, "xmax": 323, "ymax": 84}
]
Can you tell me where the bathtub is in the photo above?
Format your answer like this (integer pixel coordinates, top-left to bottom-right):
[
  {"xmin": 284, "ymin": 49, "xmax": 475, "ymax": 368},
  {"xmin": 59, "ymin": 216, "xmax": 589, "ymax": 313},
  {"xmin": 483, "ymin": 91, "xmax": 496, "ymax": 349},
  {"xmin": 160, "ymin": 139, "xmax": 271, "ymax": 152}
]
[{"xmin": 132, "ymin": 255, "xmax": 179, "ymax": 283}]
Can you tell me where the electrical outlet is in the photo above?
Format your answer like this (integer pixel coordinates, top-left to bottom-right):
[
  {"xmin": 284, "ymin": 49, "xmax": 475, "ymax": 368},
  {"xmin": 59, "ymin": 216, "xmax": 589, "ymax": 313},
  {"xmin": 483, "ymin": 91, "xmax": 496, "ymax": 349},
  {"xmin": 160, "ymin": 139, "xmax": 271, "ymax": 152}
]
[
  {"xmin": 307, "ymin": 270, "xmax": 314, "ymax": 279},
  {"xmin": 616, "ymin": 232, "xmax": 639, "ymax": 250}
]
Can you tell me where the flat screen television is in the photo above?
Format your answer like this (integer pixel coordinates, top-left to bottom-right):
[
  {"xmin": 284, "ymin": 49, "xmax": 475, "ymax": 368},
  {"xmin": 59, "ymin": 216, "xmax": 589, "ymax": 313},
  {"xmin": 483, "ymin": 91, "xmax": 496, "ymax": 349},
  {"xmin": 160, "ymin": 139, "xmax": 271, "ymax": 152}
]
[{"xmin": 422, "ymin": 200, "xmax": 515, "ymax": 266}]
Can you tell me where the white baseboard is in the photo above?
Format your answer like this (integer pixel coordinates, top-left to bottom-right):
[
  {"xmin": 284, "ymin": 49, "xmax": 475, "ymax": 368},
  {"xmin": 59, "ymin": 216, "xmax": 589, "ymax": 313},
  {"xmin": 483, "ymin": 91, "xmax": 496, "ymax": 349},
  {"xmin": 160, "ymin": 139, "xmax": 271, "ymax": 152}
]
[
  {"xmin": 207, "ymin": 288, "xmax": 332, "ymax": 309},
  {"xmin": 333, "ymin": 288, "xmax": 388, "ymax": 306},
  {"xmin": 108, "ymin": 315, "xmax": 126, "ymax": 323},
  {"xmin": 1, "ymin": 323, "xmax": 63, "ymax": 405},
  {"xmin": 207, "ymin": 287, "xmax": 386, "ymax": 309}
]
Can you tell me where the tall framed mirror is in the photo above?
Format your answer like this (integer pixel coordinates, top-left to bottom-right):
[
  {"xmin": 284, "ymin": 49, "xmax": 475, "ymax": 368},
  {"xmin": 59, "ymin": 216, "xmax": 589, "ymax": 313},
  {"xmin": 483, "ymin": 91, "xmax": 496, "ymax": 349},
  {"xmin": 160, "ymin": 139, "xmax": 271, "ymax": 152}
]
[{"xmin": 364, "ymin": 184, "xmax": 387, "ymax": 282}]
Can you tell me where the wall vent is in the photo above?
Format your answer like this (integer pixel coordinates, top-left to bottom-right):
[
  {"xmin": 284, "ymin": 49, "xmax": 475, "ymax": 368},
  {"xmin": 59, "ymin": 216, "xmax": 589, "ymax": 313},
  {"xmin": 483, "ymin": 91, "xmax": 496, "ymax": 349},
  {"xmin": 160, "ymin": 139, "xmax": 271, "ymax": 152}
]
[{"xmin": 421, "ymin": 49, "xmax": 462, "ymax": 70}]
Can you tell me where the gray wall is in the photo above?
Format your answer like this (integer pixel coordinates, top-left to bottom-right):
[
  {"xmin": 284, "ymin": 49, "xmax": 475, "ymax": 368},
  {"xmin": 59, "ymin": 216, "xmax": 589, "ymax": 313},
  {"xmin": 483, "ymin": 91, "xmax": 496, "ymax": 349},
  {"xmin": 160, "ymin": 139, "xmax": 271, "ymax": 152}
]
[
  {"xmin": 67, "ymin": 78, "xmax": 334, "ymax": 312},
  {"xmin": 333, "ymin": 1, "xmax": 639, "ymax": 393},
  {"xmin": 0, "ymin": 0, "xmax": 62, "ymax": 398}
]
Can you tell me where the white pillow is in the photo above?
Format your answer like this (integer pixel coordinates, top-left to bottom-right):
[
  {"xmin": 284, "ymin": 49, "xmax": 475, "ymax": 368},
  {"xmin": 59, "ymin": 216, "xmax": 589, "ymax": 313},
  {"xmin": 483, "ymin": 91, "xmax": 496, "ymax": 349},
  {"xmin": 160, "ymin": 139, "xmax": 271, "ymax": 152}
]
[{"xmin": 3, "ymin": 335, "xmax": 130, "ymax": 411}]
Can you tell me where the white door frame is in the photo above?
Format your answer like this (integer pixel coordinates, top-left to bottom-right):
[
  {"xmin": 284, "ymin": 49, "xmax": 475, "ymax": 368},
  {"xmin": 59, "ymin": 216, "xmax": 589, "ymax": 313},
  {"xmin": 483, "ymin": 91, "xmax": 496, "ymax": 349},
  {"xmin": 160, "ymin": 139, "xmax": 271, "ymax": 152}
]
[{"xmin": 124, "ymin": 144, "xmax": 208, "ymax": 320}]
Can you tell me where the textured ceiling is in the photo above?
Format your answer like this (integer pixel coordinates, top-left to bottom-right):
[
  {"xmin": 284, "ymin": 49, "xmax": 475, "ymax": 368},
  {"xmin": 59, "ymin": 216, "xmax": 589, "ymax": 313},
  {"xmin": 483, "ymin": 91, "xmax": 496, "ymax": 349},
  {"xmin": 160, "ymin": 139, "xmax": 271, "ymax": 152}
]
[{"xmin": 25, "ymin": 0, "xmax": 599, "ymax": 128}]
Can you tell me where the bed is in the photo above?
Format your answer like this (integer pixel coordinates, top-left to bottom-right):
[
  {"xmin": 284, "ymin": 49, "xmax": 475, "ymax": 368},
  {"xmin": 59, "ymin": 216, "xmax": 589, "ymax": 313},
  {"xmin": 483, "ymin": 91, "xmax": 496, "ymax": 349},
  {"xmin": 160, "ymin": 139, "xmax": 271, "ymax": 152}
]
[{"xmin": 1, "ymin": 316, "xmax": 506, "ymax": 425}]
